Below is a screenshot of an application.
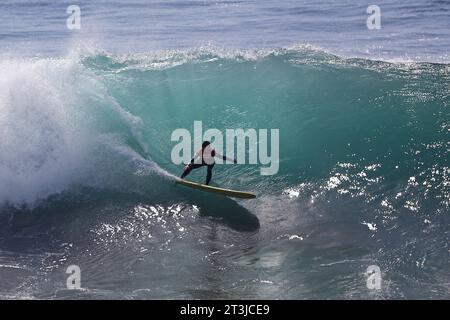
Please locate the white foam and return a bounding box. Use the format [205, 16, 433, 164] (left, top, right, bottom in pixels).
[0, 57, 91, 206]
[0, 55, 173, 208]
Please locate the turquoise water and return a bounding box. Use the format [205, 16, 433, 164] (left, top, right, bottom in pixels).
[0, 1, 449, 299]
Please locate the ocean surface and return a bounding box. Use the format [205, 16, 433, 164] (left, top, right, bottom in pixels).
[0, 0, 449, 299]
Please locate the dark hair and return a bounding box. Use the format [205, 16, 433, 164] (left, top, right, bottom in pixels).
[202, 141, 211, 149]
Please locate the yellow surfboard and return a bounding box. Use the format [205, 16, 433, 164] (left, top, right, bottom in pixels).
[176, 179, 256, 199]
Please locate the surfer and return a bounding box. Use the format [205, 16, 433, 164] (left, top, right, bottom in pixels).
[180, 141, 237, 185]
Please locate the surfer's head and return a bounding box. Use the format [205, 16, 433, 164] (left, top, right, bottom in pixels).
[202, 141, 211, 149]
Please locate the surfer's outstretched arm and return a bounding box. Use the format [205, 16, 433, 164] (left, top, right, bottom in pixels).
[215, 152, 237, 164]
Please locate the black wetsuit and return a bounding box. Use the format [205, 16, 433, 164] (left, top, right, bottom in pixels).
[180, 148, 226, 185]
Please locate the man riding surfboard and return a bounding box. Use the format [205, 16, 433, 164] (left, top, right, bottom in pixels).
[180, 141, 237, 185]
